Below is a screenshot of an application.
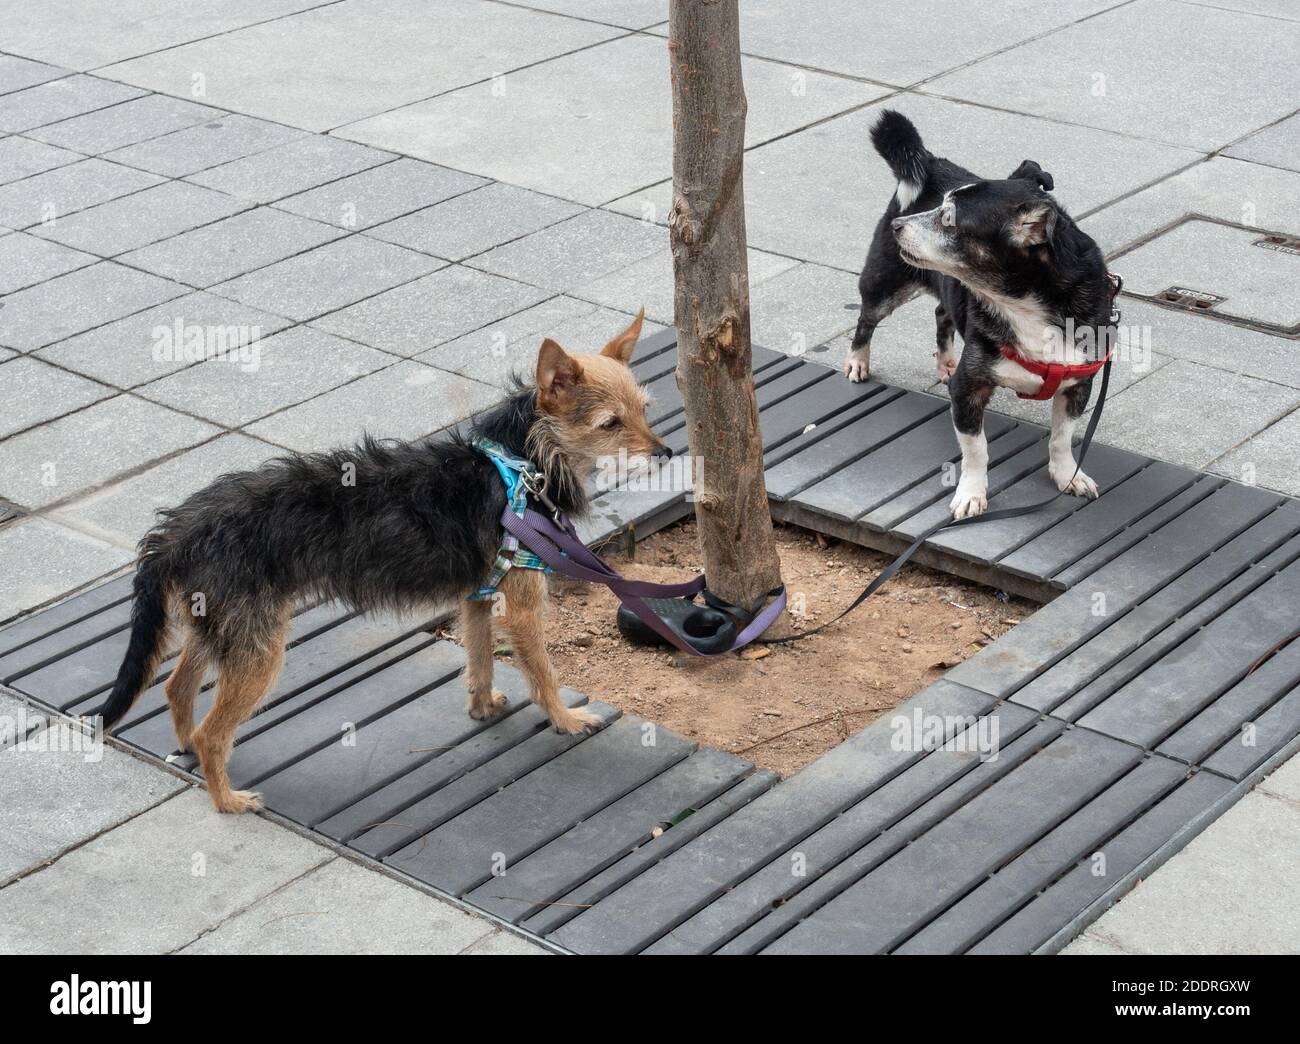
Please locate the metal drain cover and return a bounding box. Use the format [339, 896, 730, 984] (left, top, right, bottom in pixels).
[1119, 218, 1298, 332]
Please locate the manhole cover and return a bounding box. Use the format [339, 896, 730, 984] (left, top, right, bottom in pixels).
[1117, 218, 1298, 334]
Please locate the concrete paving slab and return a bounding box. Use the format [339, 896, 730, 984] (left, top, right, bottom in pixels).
[1083, 157, 1300, 256]
[0, 0, 335, 70]
[274, 157, 486, 230]
[1226, 112, 1300, 173]
[0, 157, 163, 231]
[0, 394, 220, 508]
[1061, 933, 1131, 955]
[468, 208, 664, 292]
[419, 296, 664, 389]
[50, 433, 277, 549]
[1209, 408, 1300, 495]
[0, 788, 333, 954]
[210, 234, 441, 322]
[312, 263, 550, 356]
[608, 93, 1196, 271]
[106, 0, 621, 131]
[29, 178, 251, 256]
[244, 360, 499, 451]
[462, 928, 549, 954]
[187, 136, 396, 204]
[572, 246, 799, 326]
[0, 55, 68, 96]
[0, 691, 45, 751]
[338, 33, 884, 205]
[119, 206, 346, 288]
[1062, 790, 1300, 955]
[733, 0, 1120, 85]
[0, 719, 183, 885]
[26, 93, 222, 155]
[1101, 360, 1300, 470]
[0, 517, 131, 621]
[366, 182, 585, 262]
[0, 230, 97, 293]
[0, 74, 144, 134]
[179, 857, 496, 954]
[926, 0, 1300, 152]
[36, 291, 292, 388]
[0, 355, 113, 437]
[1118, 220, 1299, 329]
[511, 0, 665, 28]
[104, 113, 306, 178]
[1113, 298, 1300, 391]
[0, 134, 80, 185]
[1259, 752, 1300, 805]
[137, 325, 393, 427]
[1179, 0, 1297, 19]
[0, 261, 186, 352]
[749, 262, 858, 355]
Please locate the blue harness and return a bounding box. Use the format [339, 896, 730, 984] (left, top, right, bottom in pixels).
[467, 438, 552, 600]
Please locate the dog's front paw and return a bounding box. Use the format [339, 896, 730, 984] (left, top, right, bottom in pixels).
[1052, 465, 1098, 499]
[212, 788, 263, 815]
[843, 349, 871, 383]
[935, 351, 958, 383]
[950, 486, 988, 519]
[551, 706, 602, 735]
[467, 688, 508, 720]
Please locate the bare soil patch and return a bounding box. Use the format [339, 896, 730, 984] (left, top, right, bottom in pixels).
[454, 520, 1032, 779]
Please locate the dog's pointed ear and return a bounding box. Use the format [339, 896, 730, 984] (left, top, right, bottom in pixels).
[536, 338, 582, 411]
[1008, 202, 1057, 246]
[1008, 159, 1054, 192]
[600, 307, 644, 365]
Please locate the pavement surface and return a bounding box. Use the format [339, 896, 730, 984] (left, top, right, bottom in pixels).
[0, 0, 1296, 954]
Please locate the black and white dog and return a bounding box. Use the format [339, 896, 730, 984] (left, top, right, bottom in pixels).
[844, 110, 1115, 519]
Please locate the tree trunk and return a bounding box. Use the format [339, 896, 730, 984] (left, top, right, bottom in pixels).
[668, 0, 785, 622]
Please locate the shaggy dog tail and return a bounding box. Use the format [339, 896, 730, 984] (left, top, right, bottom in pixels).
[870, 109, 929, 205]
[98, 546, 171, 731]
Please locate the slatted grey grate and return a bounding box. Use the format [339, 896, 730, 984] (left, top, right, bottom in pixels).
[3, 329, 1297, 954]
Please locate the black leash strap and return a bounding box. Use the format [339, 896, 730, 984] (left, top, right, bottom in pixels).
[753, 354, 1113, 645]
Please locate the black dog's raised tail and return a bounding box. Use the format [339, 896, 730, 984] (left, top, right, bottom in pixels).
[870, 109, 929, 197]
[97, 553, 170, 731]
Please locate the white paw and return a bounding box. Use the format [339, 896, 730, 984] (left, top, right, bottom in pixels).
[843, 351, 870, 382]
[935, 351, 958, 383]
[1053, 466, 1098, 498]
[950, 487, 988, 519]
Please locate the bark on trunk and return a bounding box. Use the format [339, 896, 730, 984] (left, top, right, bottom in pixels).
[668, 0, 785, 621]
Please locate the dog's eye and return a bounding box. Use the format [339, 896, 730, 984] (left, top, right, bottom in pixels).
[941, 207, 956, 228]
[600, 416, 621, 430]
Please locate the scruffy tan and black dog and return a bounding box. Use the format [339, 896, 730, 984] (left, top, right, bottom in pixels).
[97, 311, 666, 813]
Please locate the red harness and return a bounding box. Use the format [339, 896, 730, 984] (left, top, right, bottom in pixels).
[998, 345, 1111, 400]
[998, 273, 1122, 401]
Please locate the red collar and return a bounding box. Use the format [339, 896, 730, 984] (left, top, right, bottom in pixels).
[1000, 272, 1122, 400]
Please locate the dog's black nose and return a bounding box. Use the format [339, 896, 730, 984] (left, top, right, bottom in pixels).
[652, 444, 673, 460]
[891, 217, 906, 233]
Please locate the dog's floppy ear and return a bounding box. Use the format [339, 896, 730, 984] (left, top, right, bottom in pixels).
[1008, 202, 1058, 246]
[600, 307, 644, 365]
[536, 338, 582, 411]
[1008, 159, 1054, 192]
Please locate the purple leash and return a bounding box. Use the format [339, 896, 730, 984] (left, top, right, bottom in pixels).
[499, 505, 786, 657]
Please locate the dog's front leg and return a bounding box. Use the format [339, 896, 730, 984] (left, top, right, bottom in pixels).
[1048, 382, 1098, 498]
[949, 371, 992, 519]
[498, 569, 600, 734]
[461, 597, 507, 720]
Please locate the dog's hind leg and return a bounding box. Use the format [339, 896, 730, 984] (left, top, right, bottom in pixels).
[934, 304, 958, 382]
[460, 596, 507, 720]
[498, 569, 599, 735]
[191, 614, 288, 813]
[845, 245, 922, 383]
[164, 635, 208, 753]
